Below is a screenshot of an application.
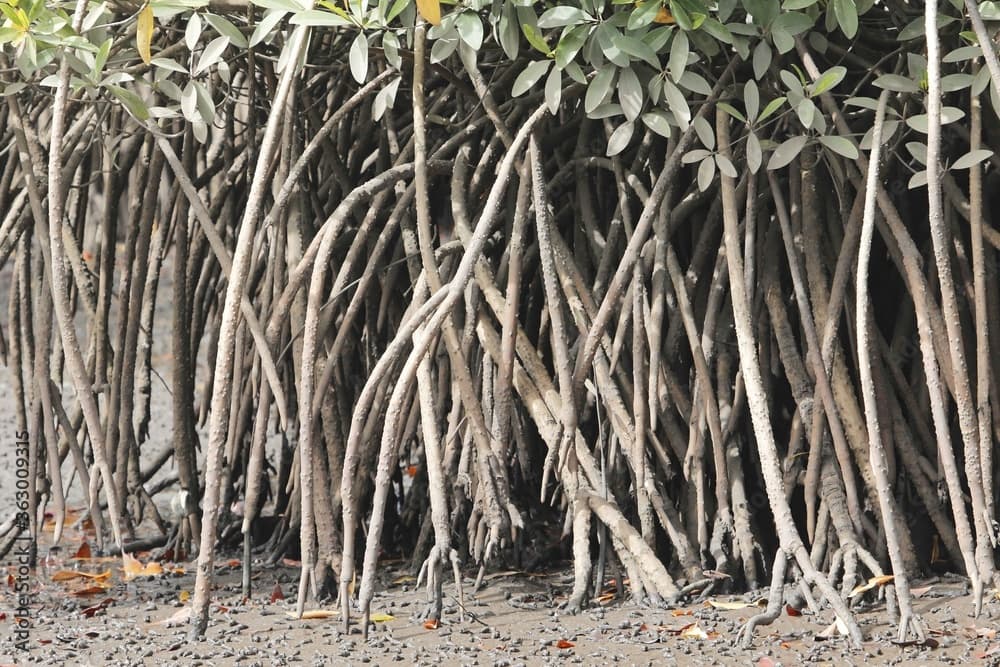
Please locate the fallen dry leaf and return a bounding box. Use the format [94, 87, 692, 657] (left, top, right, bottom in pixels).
[288, 609, 338, 620]
[179, 591, 190, 603]
[816, 617, 850, 640]
[423, 619, 439, 630]
[123, 554, 165, 580]
[785, 604, 802, 616]
[72, 542, 92, 560]
[757, 658, 778, 667]
[706, 599, 763, 610]
[80, 598, 115, 618]
[147, 606, 192, 628]
[270, 583, 285, 603]
[670, 609, 693, 617]
[848, 574, 894, 598]
[680, 624, 709, 640]
[51, 569, 111, 583]
[910, 585, 933, 598]
[71, 585, 111, 597]
[554, 639, 575, 649]
[392, 574, 416, 584]
[369, 612, 395, 622]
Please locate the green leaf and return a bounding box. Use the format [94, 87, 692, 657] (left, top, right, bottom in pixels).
[628, 0, 662, 30]
[940, 73, 974, 93]
[697, 156, 715, 190]
[832, 0, 857, 38]
[204, 13, 248, 48]
[951, 149, 994, 170]
[642, 110, 674, 137]
[744, 80, 759, 121]
[752, 40, 771, 80]
[619, 66, 643, 121]
[668, 30, 688, 83]
[771, 11, 813, 36]
[382, 31, 400, 68]
[682, 148, 712, 164]
[906, 141, 927, 165]
[715, 154, 738, 178]
[771, 27, 793, 53]
[767, 135, 807, 170]
[796, 97, 816, 128]
[693, 115, 714, 149]
[513, 59, 551, 97]
[250, 10, 287, 47]
[186, 12, 203, 51]
[554, 25, 588, 69]
[498, 1, 519, 59]
[107, 84, 149, 120]
[586, 64, 616, 113]
[810, 65, 846, 96]
[349, 32, 368, 83]
[372, 76, 401, 121]
[717, 102, 746, 123]
[194, 35, 229, 75]
[251, 0, 308, 12]
[741, 0, 779, 25]
[908, 170, 928, 189]
[607, 120, 635, 156]
[678, 71, 712, 95]
[614, 33, 660, 69]
[873, 74, 918, 93]
[290, 9, 351, 26]
[545, 65, 562, 114]
[521, 23, 552, 55]
[538, 6, 590, 28]
[661, 77, 690, 128]
[817, 135, 858, 160]
[456, 12, 483, 49]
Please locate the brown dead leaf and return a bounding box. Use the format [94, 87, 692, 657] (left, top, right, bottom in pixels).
[289, 609, 339, 620]
[974, 644, 1000, 659]
[281, 558, 301, 568]
[706, 599, 762, 610]
[71, 585, 111, 597]
[72, 542, 92, 560]
[81, 598, 115, 617]
[554, 639, 575, 649]
[122, 554, 165, 580]
[670, 609, 693, 617]
[910, 585, 933, 598]
[424, 619, 439, 630]
[270, 583, 285, 603]
[51, 569, 111, 583]
[680, 624, 709, 640]
[848, 574, 894, 598]
[392, 574, 416, 584]
[594, 592, 616, 604]
[785, 604, 802, 616]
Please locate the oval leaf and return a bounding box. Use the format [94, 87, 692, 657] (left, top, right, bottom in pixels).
[767, 135, 808, 170]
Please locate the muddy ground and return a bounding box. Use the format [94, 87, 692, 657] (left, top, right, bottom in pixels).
[2, 539, 1000, 667]
[3, 265, 1000, 667]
